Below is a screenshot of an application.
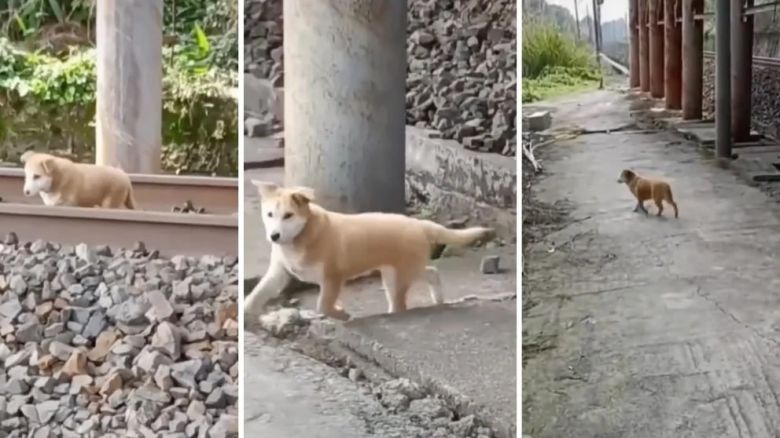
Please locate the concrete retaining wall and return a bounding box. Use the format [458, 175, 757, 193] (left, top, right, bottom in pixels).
[405, 127, 517, 235]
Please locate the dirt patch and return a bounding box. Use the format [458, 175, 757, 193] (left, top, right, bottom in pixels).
[521, 133, 575, 366]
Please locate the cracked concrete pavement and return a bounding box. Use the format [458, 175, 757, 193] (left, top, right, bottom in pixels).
[244, 331, 428, 438]
[523, 89, 780, 437]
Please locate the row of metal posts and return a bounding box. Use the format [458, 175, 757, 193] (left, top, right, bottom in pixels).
[628, 0, 755, 158]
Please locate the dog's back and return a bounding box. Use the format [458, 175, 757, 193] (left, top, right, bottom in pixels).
[72, 162, 134, 208]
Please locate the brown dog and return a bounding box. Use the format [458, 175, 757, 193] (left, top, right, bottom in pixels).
[21, 151, 136, 209]
[244, 181, 496, 320]
[617, 169, 678, 218]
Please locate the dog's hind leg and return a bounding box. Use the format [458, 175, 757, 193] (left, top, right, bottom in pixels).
[101, 191, 124, 209]
[654, 196, 664, 217]
[244, 256, 291, 315]
[316, 277, 350, 320]
[665, 190, 679, 218]
[425, 266, 444, 305]
[380, 267, 412, 313]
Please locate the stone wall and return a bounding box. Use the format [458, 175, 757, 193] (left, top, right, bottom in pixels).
[702, 57, 780, 141]
[243, 0, 517, 157]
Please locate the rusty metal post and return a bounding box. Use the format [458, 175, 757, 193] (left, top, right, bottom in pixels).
[716, 0, 732, 158]
[665, 0, 682, 108]
[649, 0, 665, 97]
[682, 0, 704, 119]
[639, 0, 650, 90]
[630, 0, 640, 87]
[731, 0, 753, 141]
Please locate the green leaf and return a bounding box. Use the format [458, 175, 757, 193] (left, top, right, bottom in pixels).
[193, 24, 210, 58]
[13, 13, 28, 34]
[48, 0, 65, 23]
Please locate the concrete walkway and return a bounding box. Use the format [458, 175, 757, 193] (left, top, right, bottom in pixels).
[244, 331, 424, 437]
[523, 89, 780, 437]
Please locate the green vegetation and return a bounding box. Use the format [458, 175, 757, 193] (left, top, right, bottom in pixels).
[522, 23, 600, 103]
[0, 0, 237, 176]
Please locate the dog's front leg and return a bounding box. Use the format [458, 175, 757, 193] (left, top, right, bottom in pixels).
[244, 256, 291, 315]
[316, 277, 350, 321]
[635, 201, 648, 215]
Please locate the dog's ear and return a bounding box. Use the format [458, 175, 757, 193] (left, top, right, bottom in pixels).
[41, 157, 57, 175]
[289, 186, 315, 206]
[20, 150, 35, 164]
[251, 180, 278, 198]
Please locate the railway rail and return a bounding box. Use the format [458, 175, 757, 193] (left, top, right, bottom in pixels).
[601, 51, 780, 73]
[703, 50, 780, 67]
[0, 168, 238, 213]
[0, 169, 238, 256]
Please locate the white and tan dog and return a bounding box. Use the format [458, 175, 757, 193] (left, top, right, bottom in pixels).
[21, 151, 136, 209]
[244, 181, 495, 320]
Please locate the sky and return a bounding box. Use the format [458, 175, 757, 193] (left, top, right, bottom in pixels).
[545, 0, 629, 23]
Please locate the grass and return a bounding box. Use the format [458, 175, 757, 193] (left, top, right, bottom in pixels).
[522, 23, 600, 103]
[522, 66, 601, 103]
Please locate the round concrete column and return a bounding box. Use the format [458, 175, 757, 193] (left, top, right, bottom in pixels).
[96, 0, 163, 174]
[284, 0, 407, 213]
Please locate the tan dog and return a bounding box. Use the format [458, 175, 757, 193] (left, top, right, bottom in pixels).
[617, 169, 678, 218]
[244, 181, 495, 320]
[21, 151, 136, 209]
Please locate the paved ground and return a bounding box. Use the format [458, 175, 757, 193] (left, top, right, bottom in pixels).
[340, 301, 517, 436]
[523, 89, 780, 437]
[244, 331, 426, 437]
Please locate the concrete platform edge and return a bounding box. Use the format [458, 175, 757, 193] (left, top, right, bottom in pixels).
[318, 302, 517, 438]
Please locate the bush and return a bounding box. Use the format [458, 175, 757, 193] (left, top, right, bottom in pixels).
[522, 66, 600, 103]
[0, 39, 237, 176]
[522, 23, 600, 103]
[522, 23, 594, 78]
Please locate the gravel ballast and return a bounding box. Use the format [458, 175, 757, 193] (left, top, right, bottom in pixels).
[0, 233, 238, 438]
[244, 0, 517, 156]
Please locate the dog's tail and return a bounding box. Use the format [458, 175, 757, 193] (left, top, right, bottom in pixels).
[124, 189, 137, 210]
[420, 220, 495, 247]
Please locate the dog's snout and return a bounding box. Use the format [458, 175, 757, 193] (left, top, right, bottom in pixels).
[23, 189, 31, 196]
[270, 232, 281, 242]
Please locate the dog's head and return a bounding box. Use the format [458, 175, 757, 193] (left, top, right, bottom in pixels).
[21, 151, 56, 197]
[252, 180, 315, 245]
[617, 169, 636, 184]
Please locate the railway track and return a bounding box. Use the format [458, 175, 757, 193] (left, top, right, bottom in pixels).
[0, 169, 238, 256]
[0, 168, 237, 213]
[700, 51, 780, 67]
[601, 51, 780, 71]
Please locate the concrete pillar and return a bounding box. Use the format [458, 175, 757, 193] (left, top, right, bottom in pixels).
[96, 0, 163, 174]
[731, 0, 753, 142]
[639, 0, 650, 91]
[630, 0, 640, 87]
[284, 0, 406, 213]
[682, 0, 704, 119]
[664, 0, 682, 109]
[649, 0, 665, 97]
